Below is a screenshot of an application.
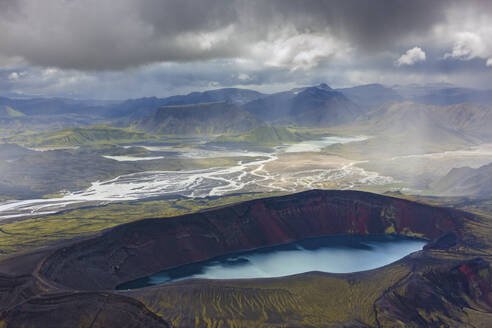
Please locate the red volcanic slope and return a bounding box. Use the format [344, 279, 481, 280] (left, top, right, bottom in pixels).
[38, 190, 466, 290]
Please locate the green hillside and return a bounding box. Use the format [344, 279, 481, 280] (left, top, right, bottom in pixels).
[214, 126, 315, 145]
[7, 126, 157, 147]
[0, 106, 25, 118]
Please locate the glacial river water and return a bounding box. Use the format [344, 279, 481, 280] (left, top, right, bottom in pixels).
[117, 235, 427, 289]
[0, 136, 396, 220]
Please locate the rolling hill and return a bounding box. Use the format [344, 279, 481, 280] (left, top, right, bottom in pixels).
[6, 126, 155, 147]
[214, 126, 314, 145]
[138, 102, 262, 135]
[431, 162, 492, 196]
[0, 106, 25, 118]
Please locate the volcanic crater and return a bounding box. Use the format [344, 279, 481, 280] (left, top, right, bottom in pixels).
[1, 190, 491, 327]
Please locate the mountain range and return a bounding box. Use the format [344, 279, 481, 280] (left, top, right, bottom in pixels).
[243, 83, 362, 126]
[2, 83, 492, 142]
[137, 102, 261, 135]
[106, 88, 264, 119]
[360, 102, 492, 142]
[431, 162, 492, 196]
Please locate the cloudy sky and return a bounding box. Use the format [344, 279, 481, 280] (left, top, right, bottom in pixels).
[1, 0, 492, 99]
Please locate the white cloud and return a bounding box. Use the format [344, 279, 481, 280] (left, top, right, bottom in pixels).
[444, 32, 486, 60]
[251, 30, 352, 71]
[8, 72, 19, 80]
[437, 7, 492, 67]
[487, 58, 492, 67]
[177, 25, 236, 51]
[237, 73, 251, 81]
[395, 47, 426, 66]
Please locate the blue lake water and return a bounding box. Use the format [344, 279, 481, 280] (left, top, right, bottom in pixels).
[117, 235, 426, 289]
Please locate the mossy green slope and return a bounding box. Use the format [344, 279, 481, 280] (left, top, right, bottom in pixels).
[215, 126, 315, 145]
[6, 126, 157, 147]
[0, 106, 25, 118]
[134, 264, 411, 328]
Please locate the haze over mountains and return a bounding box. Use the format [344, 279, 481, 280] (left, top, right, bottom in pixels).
[243, 83, 362, 126]
[107, 88, 265, 120]
[361, 102, 492, 143]
[2, 82, 492, 136]
[432, 162, 492, 197]
[137, 102, 261, 135]
[0, 81, 490, 202]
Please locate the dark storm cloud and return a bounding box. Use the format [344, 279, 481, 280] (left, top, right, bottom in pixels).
[253, 0, 448, 49]
[1, 0, 492, 99]
[0, 0, 241, 70]
[0, 0, 19, 13]
[2, 0, 489, 71]
[137, 0, 238, 34]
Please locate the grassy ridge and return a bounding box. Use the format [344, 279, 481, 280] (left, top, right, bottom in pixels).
[214, 126, 316, 145]
[1, 106, 25, 118]
[5, 126, 158, 147]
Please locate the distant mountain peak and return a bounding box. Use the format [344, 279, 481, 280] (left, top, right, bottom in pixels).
[290, 83, 332, 95]
[244, 83, 360, 127]
[316, 83, 332, 90]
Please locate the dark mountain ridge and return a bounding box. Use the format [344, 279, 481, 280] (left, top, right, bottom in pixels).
[244, 83, 362, 126]
[106, 88, 265, 119]
[137, 101, 262, 135]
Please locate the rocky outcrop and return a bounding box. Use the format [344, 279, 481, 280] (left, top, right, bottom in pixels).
[38, 190, 465, 290]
